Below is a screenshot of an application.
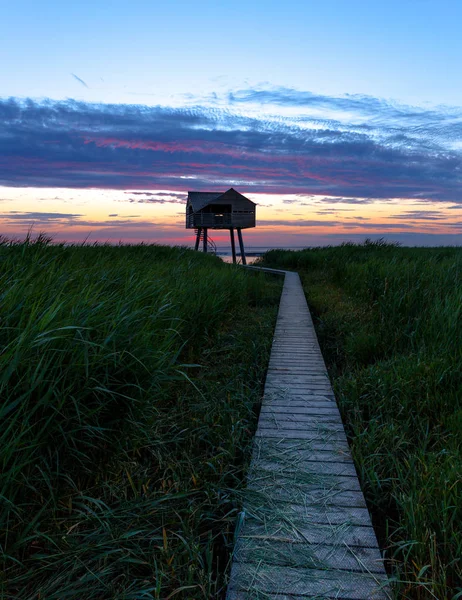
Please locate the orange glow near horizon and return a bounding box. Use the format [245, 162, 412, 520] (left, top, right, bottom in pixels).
[0, 186, 461, 247]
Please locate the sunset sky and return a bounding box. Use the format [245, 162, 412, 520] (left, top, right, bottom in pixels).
[1, 0, 462, 247]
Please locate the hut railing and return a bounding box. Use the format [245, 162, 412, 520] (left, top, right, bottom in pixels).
[189, 213, 233, 227]
[187, 213, 255, 228]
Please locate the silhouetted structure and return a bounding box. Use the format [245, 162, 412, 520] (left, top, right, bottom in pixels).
[186, 188, 256, 264]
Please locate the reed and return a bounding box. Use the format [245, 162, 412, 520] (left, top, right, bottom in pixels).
[0, 237, 281, 599]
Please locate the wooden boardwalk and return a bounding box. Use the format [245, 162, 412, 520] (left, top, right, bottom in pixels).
[227, 268, 390, 600]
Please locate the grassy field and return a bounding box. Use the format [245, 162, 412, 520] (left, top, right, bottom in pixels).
[261, 241, 462, 600]
[0, 237, 282, 599]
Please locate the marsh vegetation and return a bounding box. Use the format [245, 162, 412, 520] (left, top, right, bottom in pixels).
[0, 238, 281, 599]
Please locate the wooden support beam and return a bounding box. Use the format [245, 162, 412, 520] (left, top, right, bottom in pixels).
[194, 227, 201, 251]
[230, 228, 237, 264]
[237, 228, 247, 265]
[203, 228, 208, 253]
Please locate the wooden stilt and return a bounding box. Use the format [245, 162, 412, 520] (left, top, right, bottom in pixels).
[203, 228, 208, 253]
[230, 228, 236, 264]
[194, 227, 201, 251]
[237, 228, 247, 265]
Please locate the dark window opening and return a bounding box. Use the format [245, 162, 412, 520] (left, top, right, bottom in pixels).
[203, 204, 232, 213]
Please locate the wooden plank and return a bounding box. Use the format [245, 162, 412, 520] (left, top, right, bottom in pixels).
[260, 406, 341, 416]
[228, 563, 390, 599]
[265, 380, 332, 388]
[264, 386, 335, 402]
[266, 365, 328, 371]
[272, 338, 319, 340]
[268, 358, 325, 363]
[257, 420, 345, 433]
[265, 378, 331, 384]
[251, 438, 353, 459]
[254, 430, 348, 443]
[232, 538, 387, 573]
[259, 412, 341, 423]
[265, 386, 334, 393]
[264, 391, 334, 398]
[259, 410, 342, 422]
[265, 379, 332, 386]
[287, 450, 352, 463]
[267, 363, 327, 369]
[261, 408, 339, 416]
[266, 361, 326, 367]
[268, 351, 324, 356]
[240, 519, 381, 548]
[246, 485, 367, 508]
[251, 443, 353, 467]
[263, 398, 337, 406]
[266, 374, 330, 381]
[268, 359, 325, 364]
[242, 502, 375, 527]
[262, 401, 337, 408]
[266, 372, 330, 378]
[251, 440, 353, 461]
[248, 472, 362, 493]
[270, 343, 321, 347]
[251, 459, 357, 477]
[264, 388, 335, 396]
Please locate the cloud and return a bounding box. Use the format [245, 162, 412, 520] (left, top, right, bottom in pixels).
[257, 218, 417, 229]
[0, 92, 461, 202]
[317, 197, 379, 205]
[0, 210, 169, 229]
[108, 213, 141, 217]
[258, 219, 338, 227]
[71, 74, 89, 88]
[227, 85, 462, 136]
[388, 210, 449, 220]
[125, 191, 185, 199]
[129, 198, 185, 204]
[122, 191, 187, 204]
[0, 211, 83, 221]
[316, 208, 355, 214]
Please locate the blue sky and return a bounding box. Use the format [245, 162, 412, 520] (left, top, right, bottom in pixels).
[1, 0, 461, 246]
[3, 0, 462, 105]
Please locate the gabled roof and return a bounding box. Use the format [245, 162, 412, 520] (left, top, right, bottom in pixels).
[187, 188, 256, 212]
[187, 191, 223, 212]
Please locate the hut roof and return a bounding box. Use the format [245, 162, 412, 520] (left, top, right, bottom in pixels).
[187, 192, 223, 212]
[187, 188, 256, 212]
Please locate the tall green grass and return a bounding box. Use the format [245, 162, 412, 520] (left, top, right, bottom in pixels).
[0, 237, 281, 599]
[262, 241, 462, 600]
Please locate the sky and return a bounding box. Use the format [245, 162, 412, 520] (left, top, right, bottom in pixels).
[1, 0, 462, 247]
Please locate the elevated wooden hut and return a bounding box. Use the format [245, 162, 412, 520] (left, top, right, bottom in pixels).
[186, 188, 256, 264]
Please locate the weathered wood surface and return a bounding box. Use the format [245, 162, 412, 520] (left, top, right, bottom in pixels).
[227, 268, 390, 599]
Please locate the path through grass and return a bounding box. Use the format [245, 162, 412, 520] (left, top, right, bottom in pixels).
[262, 241, 461, 600]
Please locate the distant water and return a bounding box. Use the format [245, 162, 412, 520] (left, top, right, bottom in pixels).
[216, 246, 308, 264]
